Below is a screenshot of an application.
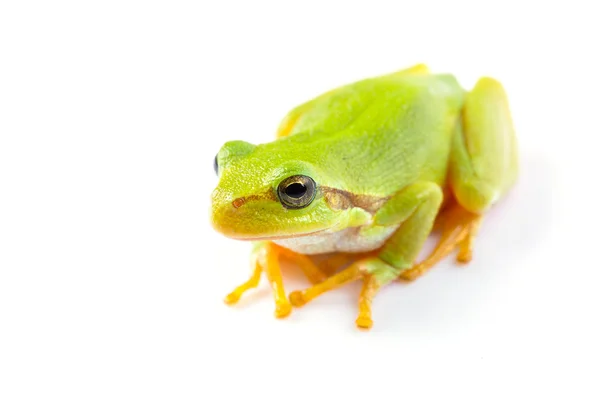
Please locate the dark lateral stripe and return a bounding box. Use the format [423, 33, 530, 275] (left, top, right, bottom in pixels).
[232, 188, 277, 209]
[231, 185, 387, 214]
[320, 186, 388, 214]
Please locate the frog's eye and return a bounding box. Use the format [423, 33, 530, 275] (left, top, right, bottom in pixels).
[213, 154, 219, 175]
[277, 175, 316, 209]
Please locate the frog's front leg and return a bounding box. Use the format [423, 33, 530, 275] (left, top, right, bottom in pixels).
[224, 241, 292, 318]
[400, 77, 518, 281]
[289, 182, 443, 329]
[224, 241, 328, 318]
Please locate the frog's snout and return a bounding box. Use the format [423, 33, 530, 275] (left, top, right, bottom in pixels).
[210, 188, 234, 234]
[210, 185, 284, 240]
[209, 188, 253, 238]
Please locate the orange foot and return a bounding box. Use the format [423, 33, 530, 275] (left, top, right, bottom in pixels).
[223, 242, 327, 318]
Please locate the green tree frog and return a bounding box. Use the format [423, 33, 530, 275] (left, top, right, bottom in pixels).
[210, 64, 518, 329]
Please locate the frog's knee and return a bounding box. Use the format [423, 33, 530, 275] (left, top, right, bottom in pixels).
[452, 179, 500, 214]
[472, 76, 507, 97]
[391, 63, 430, 76]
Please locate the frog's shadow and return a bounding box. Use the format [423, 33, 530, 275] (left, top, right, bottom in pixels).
[276, 150, 556, 333]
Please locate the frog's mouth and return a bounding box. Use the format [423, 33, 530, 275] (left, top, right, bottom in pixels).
[232, 226, 334, 242]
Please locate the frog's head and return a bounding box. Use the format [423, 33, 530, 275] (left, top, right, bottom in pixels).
[210, 139, 351, 241]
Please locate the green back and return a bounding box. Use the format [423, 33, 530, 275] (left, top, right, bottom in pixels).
[258, 73, 466, 197]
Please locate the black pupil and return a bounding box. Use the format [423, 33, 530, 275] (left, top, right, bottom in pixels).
[285, 182, 307, 198]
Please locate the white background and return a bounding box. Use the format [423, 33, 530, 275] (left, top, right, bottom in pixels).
[1, 1, 599, 399]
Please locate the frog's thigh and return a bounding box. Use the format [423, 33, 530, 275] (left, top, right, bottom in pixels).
[372, 182, 443, 277]
[449, 77, 519, 213]
[275, 104, 310, 138]
[389, 63, 430, 76]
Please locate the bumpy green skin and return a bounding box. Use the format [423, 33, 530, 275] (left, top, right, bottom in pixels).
[210, 66, 518, 284]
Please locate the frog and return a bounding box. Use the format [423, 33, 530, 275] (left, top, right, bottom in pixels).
[210, 64, 518, 329]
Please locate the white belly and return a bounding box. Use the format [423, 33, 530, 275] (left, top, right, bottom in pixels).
[272, 225, 398, 255]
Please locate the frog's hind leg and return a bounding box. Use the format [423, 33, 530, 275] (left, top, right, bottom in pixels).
[399, 203, 482, 281]
[389, 63, 430, 76]
[400, 76, 518, 282]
